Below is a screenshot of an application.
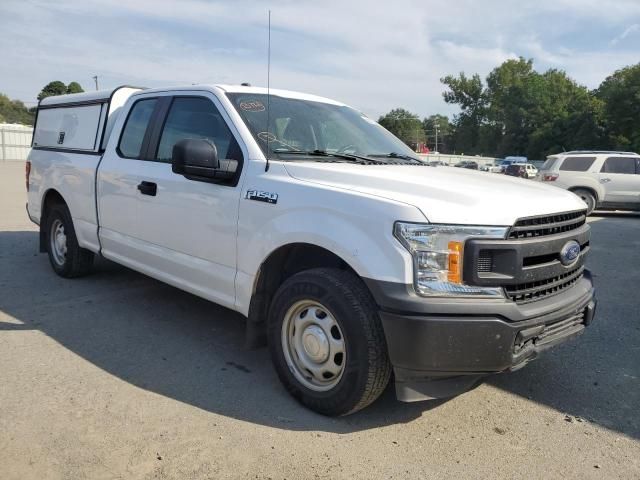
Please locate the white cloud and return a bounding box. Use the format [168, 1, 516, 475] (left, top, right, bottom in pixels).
[609, 23, 640, 45]
[0, 0, 639, 117]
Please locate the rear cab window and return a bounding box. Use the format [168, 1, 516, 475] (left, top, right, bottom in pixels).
[559, 156, 596, 172]
[601, 157, 638, 174]
[33, 103, 106, 152]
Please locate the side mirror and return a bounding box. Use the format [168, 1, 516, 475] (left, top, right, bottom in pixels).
[171, 138, 239, 183]
[171, 138, 220, 176]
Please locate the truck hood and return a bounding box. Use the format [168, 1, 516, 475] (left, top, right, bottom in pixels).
[283, 162, 586, 225]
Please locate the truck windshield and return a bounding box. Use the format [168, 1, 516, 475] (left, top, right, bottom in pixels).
[226, 93, 420, 164]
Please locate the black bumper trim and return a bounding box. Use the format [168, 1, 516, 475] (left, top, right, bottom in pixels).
[367, 270, 595, 385]
[379, 290, 595, 377]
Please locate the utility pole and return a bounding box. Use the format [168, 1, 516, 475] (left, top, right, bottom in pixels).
[434, 122, 440, 153]
[93, 75, 99, 91]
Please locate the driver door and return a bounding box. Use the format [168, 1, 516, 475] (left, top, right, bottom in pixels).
[130, 92, 246, 309]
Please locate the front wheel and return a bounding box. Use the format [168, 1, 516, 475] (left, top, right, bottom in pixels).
[268, 268, 391, 416]
[572, 189, 596, 215]
[45, 203, 94, 278]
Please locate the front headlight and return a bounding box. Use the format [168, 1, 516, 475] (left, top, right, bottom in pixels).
[394, 222, 508, 297]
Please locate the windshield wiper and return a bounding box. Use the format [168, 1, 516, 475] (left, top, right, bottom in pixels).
[274, 149, 387, 164]
[368, 152, 423, 164]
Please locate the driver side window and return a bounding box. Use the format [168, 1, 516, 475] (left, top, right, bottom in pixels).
[155, 97, 243, 163]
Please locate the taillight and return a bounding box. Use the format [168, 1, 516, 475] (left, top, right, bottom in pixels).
[25, 161, 31, 191]
[542, 172, 558, 182]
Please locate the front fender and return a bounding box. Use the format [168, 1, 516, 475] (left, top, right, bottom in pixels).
[235, 165, 426, 314]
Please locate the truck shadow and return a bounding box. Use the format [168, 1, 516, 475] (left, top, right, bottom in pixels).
[0, 230, 438, 433]
[0, 228, 638, 438]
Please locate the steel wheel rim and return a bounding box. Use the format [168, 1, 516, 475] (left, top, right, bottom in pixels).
[50, 219, 67, 266]
[281, 300, 346, 391]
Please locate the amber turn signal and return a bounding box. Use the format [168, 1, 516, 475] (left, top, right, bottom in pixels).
[447, 241, 463, 283]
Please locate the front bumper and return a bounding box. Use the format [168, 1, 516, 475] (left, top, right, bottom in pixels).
[365, 271, 596, 401]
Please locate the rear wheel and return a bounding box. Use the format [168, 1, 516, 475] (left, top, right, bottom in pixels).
[572, 189, 596, 215]
[45, 203, 94, 278]
[268, 268, 391, 416]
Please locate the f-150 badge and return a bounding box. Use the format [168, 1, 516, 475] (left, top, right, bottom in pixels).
[246, 189, 278, 204]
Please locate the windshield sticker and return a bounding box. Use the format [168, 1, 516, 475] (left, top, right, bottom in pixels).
[240, 100, 266, 112]
[257, 131, 277, 142]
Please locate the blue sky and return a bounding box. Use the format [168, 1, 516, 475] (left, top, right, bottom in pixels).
[1, 0, 639, 119]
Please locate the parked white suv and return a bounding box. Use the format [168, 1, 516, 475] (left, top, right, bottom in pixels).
[538, 150, 640, 214]
[26, 85, 596, 415]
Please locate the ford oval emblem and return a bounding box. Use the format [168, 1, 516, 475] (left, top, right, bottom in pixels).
[560, 240, 581, 266]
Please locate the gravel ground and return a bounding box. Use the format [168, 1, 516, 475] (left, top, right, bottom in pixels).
[0, 162, 638, 479]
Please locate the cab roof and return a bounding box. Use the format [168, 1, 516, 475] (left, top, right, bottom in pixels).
[130, 84, 347, 107]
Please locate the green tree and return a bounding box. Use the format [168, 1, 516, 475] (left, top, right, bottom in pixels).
[441, 72, 486, 154]
[525, 69, 607, 157]
[37, 81, 68, 101]
[441, 57, 608, 158]
[66, 82, 84, 94]
[0, 93, 35, 125]
[596, 63, 640, 152]
[484, 58, 538, 156]
[378, 108, 425, 149]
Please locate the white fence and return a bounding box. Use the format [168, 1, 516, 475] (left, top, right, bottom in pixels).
[417, 153, 498, 167]
[0, 124, 33, 161]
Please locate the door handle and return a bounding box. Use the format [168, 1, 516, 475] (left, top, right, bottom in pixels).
[600, 178, 611, 183]
[137, 181, 157, 196]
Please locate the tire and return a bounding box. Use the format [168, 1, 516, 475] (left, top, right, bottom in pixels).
[572, 189, 596, 215]
[45, 203, 94, 278]
[268, 268, 391, 416]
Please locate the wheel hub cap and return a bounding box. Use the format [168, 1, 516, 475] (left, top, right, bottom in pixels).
[281, 300, 346, 392]
[302, 325, 329, 362]
[50, 219, 67, 265]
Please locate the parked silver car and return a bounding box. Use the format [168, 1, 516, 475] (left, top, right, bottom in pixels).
[537, 150, 640, 214]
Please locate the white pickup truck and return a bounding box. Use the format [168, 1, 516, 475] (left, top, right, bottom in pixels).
[26, 85, 596, 415]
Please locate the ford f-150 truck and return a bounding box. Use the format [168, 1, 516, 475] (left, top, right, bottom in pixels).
[26, 85, 596, 416]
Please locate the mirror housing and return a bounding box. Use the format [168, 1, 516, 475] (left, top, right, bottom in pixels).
[172, 138, 219, 175]
[171, 138, 238, 183]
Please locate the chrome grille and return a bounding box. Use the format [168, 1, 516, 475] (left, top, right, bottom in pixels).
[505, 266, 585, 304]
[508, 210, 586, 239]
[466, 212, 590, 305]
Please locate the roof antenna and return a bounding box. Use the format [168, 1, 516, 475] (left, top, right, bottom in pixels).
[265, 9, 272, 172]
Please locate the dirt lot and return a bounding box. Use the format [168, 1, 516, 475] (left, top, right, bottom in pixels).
[1, 162, 639, 479]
